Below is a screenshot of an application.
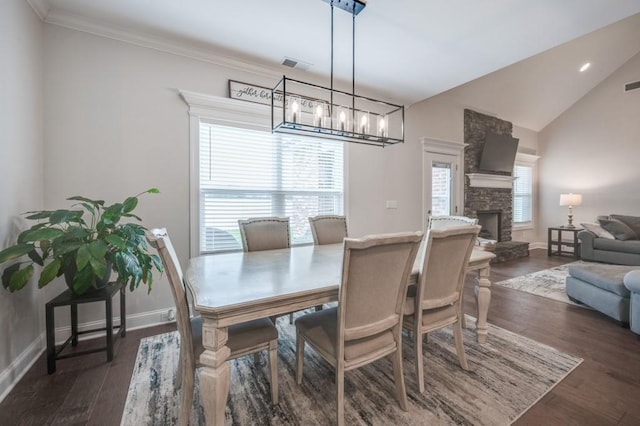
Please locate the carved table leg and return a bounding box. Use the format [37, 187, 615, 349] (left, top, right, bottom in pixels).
[199, 318, 231, 426]
[474, 264, 492, 344]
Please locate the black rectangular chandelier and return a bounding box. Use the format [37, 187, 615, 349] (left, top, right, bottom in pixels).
[271, 0, 404, 147]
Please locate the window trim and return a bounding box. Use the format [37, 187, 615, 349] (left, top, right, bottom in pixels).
[512, 152, 540, 231]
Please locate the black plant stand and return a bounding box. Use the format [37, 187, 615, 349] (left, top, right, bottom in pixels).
[45, 282, 126, 374]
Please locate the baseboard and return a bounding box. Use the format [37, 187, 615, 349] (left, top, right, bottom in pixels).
[0, 333, 45, 403]
[54, 307, 175, 344]
[0, 308, 175, 404]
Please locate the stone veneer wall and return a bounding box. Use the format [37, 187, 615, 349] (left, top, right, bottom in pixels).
[463, 109, 514, 242]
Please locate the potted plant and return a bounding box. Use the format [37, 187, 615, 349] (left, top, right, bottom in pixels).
[0, 189, 163, 295]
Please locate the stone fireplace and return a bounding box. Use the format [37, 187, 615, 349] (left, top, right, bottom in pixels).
[463, 109, 529, 263]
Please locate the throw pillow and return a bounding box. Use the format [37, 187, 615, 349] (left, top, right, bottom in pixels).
[580, 222, 615, 239]
[598, 218, 638, 241]
[610, 214, 640, 237]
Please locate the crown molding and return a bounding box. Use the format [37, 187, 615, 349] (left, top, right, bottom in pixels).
[44, 10, 283, 81]
[27, 0, 50, 20]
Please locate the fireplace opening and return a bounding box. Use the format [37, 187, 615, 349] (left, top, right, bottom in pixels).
[477, 210, 502, 242]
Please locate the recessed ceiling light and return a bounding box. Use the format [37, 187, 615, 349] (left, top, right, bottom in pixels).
[579, 62, 591, 72]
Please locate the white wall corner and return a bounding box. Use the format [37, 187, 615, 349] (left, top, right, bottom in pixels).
[0, 334, 45, 404]
[26, 0, 50, 20]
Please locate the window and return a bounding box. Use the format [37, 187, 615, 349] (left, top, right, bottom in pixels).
[198, 123, 344, 253]
[513, 164, 533, 225]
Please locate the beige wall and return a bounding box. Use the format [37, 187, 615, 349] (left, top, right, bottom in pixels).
[407, 92, 540, 242]
[538, 52, 640, 239]
[42, 25, 425, 327]
[0, 0, 44, 397]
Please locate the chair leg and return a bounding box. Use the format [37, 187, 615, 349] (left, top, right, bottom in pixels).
[268, 340, 279, 404]
[391, 345, 408, 411]
[453, 319, 469, 370]
[315, 304, 323, 311]
[415, 325, 425, 393]
[289, 313, 294, 324]
[336, 368, 345, 426]
[296, 331, 305, 384]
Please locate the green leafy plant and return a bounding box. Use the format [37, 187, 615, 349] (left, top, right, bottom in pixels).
[0, 189, 163, 295]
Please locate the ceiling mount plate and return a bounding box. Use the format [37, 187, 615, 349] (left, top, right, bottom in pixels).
[322, 0, 366, 15]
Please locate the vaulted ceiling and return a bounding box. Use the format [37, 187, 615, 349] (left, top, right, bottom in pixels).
[33, 0, 640, 130]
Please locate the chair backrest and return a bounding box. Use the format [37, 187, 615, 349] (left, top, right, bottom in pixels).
[337, 232, 423, 346]
[238, 217, 290, 252]
[308, 215, 348, 245]
[428, 215, 478, 230]
[417, 225, 480, 312]
[145, 228, 195, 373]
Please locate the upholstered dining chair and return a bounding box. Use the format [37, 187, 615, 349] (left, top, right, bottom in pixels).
[428, 215, 478, 230]
[146, 228, 279, 426]
[238, 216, 290, 252]
[238, 216, 300, 323]
[308, 215, 348, 245]
[295, 232, 423, 426]
[403, 225, 480, 393]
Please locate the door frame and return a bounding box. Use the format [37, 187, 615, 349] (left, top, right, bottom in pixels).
[421, 137, 467, 231]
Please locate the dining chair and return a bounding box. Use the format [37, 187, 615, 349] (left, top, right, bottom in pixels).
[238, 216, 290, 252]
[403, 225, 480, 393]
[427, 215, 479, 329]
[308, 215, 348, 245]
[295, 231, 423, 426]
[428, 215, 478, 229]
[146, 228, 279, 426]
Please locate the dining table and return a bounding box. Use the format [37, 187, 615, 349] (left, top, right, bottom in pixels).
[185, 242, 496, 426]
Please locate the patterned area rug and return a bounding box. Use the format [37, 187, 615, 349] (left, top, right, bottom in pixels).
[121, 315, 582, 426]
[494, 261, 588, 306]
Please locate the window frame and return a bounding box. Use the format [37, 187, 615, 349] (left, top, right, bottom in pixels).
[512, 152, 539, 231]
[181, 90, 347, 256]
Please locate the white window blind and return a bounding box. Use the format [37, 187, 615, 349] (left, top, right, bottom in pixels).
[199, 123, 344, 253]
[513, 164, 532, 224]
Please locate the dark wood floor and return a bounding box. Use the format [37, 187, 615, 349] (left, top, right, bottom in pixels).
[1, 249, 639, 425]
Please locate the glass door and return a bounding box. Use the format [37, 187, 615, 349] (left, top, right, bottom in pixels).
[424, 153, 460, 225]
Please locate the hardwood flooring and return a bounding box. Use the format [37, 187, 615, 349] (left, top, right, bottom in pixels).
[1, 249, 639, 425]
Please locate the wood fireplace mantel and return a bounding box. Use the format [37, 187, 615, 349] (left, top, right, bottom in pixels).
[466, 173, 517, 189]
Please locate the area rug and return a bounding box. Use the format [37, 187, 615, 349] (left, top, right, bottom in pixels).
[494, 261, 590, 306]
[121, 315, 581, 426]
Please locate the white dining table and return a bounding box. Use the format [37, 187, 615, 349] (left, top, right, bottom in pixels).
[185, 242, 495, 426]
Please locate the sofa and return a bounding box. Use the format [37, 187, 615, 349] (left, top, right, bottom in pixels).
[578, 214, 640, 266]
[624, 270, 640, 334]
[566, 263, 635, 325]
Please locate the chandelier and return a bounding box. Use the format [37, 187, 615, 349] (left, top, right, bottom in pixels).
[271, 0, 404, 147]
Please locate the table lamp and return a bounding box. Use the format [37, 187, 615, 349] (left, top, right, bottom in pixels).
[559, 193, 582, 228]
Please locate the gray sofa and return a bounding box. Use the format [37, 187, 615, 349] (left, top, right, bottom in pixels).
[566, 263, 635, 325]
[624, 270, 640, 334]
[578, 214, 640, 265]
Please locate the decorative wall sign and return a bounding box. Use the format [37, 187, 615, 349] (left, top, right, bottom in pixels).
[228, 80, 319, 114]
[229, 80, 279, 106]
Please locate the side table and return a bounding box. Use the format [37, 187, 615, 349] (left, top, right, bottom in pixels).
[45, 282, 126, 374]
[548, 226, 583, 259]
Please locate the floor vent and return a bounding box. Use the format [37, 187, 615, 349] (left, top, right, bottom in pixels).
[624, 80, 640, 92]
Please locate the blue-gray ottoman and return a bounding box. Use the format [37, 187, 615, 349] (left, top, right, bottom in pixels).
[566, 263, 637, 325]
[624, 270, 640, 334]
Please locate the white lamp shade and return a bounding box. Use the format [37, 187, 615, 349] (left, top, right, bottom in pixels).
[559, 193, 582, 207]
